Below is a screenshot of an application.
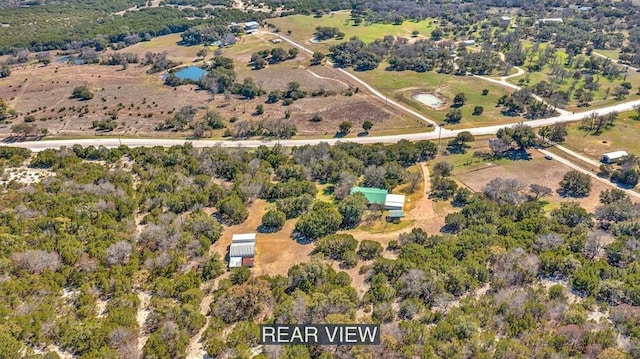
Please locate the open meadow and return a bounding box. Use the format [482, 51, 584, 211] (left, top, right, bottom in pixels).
[268, 11, 436, 52]
[354, 66, 517, 129]
[560, 110, 640, 160]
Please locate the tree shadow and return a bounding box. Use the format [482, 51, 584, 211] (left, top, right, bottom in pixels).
[257, 224, 280, 234]
[333, 131, 347, 138]
[504, 149, 532, 161]
[290, 231, 314, 245]
[555, 188, 588, 198]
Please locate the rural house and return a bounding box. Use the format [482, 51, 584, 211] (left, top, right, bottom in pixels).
[229, 233, 256, 268]
[351, 187, 407, 220]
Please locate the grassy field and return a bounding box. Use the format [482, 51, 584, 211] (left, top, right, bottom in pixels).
[268, 11, 435, 52]
[561, 110, 640, 159]
[353, 66, 518, 129]
[595, 50, 621, 61]
[121, 33, 202, 64]
[0, 29, 431, 139]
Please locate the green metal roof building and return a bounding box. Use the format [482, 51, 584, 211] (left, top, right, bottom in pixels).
[350, 187, 388, 205]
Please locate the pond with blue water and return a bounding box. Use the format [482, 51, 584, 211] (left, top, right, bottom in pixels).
[171, 66, 208, 81]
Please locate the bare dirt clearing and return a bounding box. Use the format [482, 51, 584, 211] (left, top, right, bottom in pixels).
[455, 150, 612, 212]
[210, 199, 314, 277]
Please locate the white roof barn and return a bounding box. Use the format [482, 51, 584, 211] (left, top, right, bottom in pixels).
[601, 151, 629, 163]
[229, 233, 256, 268]
[384, 194, 406, 210]
[232, 233, 256, 243]
[229, 242, 256, 257]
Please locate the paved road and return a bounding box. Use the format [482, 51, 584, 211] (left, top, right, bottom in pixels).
[5, 33, 640, 152]
[6, 98, 640, 151]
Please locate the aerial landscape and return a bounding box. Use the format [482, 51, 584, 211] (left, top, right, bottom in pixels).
[2, 0, 640, 358]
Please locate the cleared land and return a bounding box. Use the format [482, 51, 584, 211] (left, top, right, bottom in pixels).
[354, 67, 516, 129]
[0, 32, 428, 139]
[449, 138, 613, 212]
[209, 199, 314, 277]
[0, 62, 211, 137]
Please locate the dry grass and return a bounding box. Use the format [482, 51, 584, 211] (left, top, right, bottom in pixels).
[209, 199, 314, 277]
[561, 110, 640, 159]
[0, 62, 211, 137]
[0, 31, 428, 139]
[116, 33, 202, 64]
[454, 150, 611, 212]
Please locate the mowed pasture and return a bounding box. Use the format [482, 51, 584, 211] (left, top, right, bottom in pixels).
[354, 67, 516, 129]
[0, 32, 429, 139]
[116, 33, 203, 64]
[267, 11, 436, 52]
[561, 110, 640, 160]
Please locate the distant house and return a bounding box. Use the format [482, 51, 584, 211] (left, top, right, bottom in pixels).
[500, 16, 511, 27]
[384, 194, 406, 210]
[601, 151, 629, 164]
[539, 18, 563, 24]
[230, 22, 242, 32]
[245, 21, 260, 33]
[350, 187, 388, 206]
[229, 233, 256, 268]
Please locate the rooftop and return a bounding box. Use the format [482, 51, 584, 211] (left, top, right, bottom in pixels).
[351, 186, 388, 205]
[385, 194, 406, 209]
[603, 150, 629, 158]
[232, 233, 256, 243]
[229, 242, 256, 257]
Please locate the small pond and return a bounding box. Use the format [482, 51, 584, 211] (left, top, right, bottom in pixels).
[172, 66, 207, 81]
[412, 93, 444, 108]
[55, 56, 85, 65]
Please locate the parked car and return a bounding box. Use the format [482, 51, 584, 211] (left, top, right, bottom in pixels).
[544, 155, 553, 160]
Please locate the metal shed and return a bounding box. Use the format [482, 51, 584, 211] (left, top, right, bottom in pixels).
[384, 194, 406, 210]
[232, 233, 256, 243]
[601, 151, 629, 164]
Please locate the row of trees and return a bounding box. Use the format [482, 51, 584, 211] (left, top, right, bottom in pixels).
[250, 47, 298, 69]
